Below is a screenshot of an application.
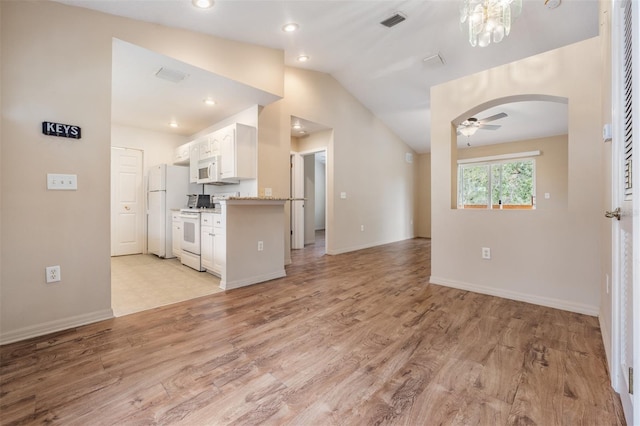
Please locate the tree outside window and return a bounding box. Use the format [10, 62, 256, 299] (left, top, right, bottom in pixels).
[459, 159, 535, 209]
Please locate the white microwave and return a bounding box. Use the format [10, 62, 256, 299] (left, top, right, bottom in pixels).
[197, 156, 220, 184]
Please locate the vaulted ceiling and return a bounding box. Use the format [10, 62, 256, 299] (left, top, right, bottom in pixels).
[56, 0, 599, 152]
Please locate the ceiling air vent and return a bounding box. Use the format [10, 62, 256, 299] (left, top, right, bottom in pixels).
[380, 12, 406, 28]
[155, 67, 189, 83]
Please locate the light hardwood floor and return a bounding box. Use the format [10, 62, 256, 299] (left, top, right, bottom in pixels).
[0, 237, 626, 425]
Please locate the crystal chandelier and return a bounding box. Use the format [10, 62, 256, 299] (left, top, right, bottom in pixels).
[460, 0, 523, 47]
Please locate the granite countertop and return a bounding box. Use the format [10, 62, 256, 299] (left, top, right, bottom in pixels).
[227, 197, 289, 201]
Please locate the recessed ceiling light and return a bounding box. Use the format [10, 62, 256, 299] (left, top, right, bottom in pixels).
[282, 23, 299, 32]
[297, 55, 309, 62]
[299, 130, 306, 134]
[169, 121, 179, 128]
[203, 98, 216, 106]
[192, 0, 214, 9]
[292, 123, 302, 130]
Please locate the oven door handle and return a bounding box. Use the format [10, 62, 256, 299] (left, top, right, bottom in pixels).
[180, 214, 198, 220]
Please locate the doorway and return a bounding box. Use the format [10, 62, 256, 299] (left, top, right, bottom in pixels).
[290, 116, 331, 259]
[291, 151, 327, 254]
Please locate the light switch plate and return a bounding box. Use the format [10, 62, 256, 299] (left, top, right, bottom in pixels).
[47, 174, 77, 190]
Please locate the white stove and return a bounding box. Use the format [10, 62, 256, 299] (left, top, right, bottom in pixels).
[179, 192, 238, 272]
[179, 209, 203, 271]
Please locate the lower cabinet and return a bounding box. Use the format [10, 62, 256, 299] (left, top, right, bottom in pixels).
[213, 226, 225, 273]
[201, 223, 214, 271]
[201, 212, 224, 276]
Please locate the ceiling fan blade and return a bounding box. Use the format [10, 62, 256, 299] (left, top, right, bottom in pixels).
[479, 112, 507, 123]
[478, 124, 501, 130]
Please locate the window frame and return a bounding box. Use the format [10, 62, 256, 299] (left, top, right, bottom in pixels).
[457, 155, 537, 210]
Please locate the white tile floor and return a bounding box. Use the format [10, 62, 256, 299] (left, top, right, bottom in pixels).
[111, 254, 223, 317]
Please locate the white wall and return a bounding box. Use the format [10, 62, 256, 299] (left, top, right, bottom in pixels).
[430, 38, 603, 315]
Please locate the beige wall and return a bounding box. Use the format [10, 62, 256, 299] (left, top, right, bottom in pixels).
[1, 1, 417, 342]
[431, 37, 603, 315]
[457, 135, 569, 210]
[416, 153, 431, 238]
[0, 1, 283, 343]
[282, 67, 417, 254]
[111, 124, 188, 175]
[297, 129, 332, 153]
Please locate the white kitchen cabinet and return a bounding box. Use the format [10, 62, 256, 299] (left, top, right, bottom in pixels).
[201, 211, 224, 275]
[198, 137, 213, 160]
[171, 212, 182, 258]
[219, 123, 256, 181]
[209, 131, 221, 157]
[201, 213, 215, 271]
[212, 215, 226, 274]
[189, 141, 200, 183]
[173, 142, 190, 166]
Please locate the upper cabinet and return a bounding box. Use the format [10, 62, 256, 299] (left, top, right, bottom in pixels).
[219, 123, 256, 181]
[199, 137, 213, 160]
[189, 142, 200, 183]
[173, 142, 191, 166]
[187, 122, 256, 185]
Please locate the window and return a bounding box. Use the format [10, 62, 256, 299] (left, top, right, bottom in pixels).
[458, 158, 536, 209]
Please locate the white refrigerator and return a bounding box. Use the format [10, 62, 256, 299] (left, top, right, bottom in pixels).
[147, 164, 190, 258]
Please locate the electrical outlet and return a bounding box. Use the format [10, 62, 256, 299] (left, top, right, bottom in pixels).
[264, 188, 272, 197]
[47, 174, 77, 190]
[481, 247, 491, 260]
[46, 265, 61, 283]
[257, 241, 264, 251]
[360, 225, 364, 232]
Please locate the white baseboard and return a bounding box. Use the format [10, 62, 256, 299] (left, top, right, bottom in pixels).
[599, 314, 613, 378]
[0, 308, 114, 345]
[222, 270, 286, 290]
[429, 276, 599, 316]
[327, 235, 415, 256]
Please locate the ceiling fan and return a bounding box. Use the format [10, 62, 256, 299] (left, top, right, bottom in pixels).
[457, 112, 508, 138]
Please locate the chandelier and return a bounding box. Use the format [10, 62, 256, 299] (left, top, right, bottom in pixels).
[460, 0, 522, 47]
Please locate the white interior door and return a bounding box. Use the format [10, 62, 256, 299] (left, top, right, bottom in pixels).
[111, 147, 143, 256]
[611, 0, 638, 422]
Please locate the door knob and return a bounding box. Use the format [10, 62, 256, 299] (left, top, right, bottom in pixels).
[605, 207, 621, 220]
[124, 205, 131, 211]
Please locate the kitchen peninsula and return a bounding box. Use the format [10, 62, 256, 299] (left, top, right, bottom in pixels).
[208, 198, 287, 290]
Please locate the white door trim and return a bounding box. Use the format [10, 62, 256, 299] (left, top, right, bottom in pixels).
[610, 1, 639, 423]
[291, 153, 305, 250]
